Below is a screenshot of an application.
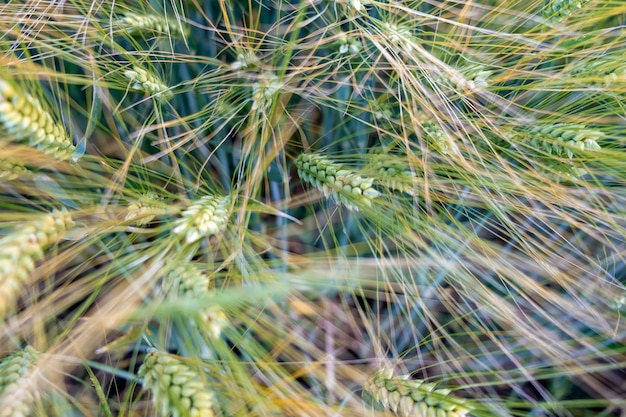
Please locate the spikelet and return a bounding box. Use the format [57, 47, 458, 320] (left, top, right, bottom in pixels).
[333, 32, 361, 56]
[251, 73, 281, 111]
[568, 53, 626, 86]
[172, 194, 232, 244]
[296, 153, 381, 211]
[123, 66, 172, 102]
[0, 345, 41, 417]
[0, 210, 74, 317]
[115, 13, 187, 38]
[368, 151, 418, 195]
[543, 0, 591, 21]
[125, 192, 164, 226]
[0, 80, 75, 161]
[382, 22, 415, 52]
[519, 123, 602, 158]
[0, 159, 30, 180]
[364, 370, 472, 417]
[421, 119, 459, 156]
[163, 264, 228, 339]
[138, 349, 216, 417]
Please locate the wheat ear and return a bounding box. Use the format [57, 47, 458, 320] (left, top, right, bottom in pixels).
[116, 13, 188, 38]
[172, 194, 232, 244]
[0, 80, 75, 161]
[0, 345, 41, 417]
[0, 159, 30, 180]
[163, 264, 228, 339]
[519, 123, 602, 158]
[138, 349, 216, 417]
[364, 370, 473, 417]
[125, 192, 165, 226]
[123, 66, 172, 102]
[543, 0, 591, 21]
[296, 152, 381, 211]
[0, 210, 74, 317]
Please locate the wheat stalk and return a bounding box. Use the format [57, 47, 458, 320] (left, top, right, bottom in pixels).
[0, 210, 74, 317]
[172, 194, 232, 244]
[0, 345, 41, 417]
[115, 13, 188, 38]
[364, 370, 473, 417]
[0, 80, 76, 161]
[296, 152, 381, 211]
[123, 66, 172, 102]
[138, 349, 215, 417]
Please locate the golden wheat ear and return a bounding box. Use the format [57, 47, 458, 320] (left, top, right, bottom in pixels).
[0, 210, 74, 317]
[296, 152, 381, 211]
[0, 346, 42, 417]
[364, 370, 473, 417]
[0, 80, 76, 161]
[138, 349, 216, 417]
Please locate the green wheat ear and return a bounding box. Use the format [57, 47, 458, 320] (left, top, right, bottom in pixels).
[543, 0, 591, 21]
[296, 152, 381, 211]
[0, 210, 74, 317]
[364, 370, 473, 417]
[115, 13, 188, 38]
[172, 194, 232, 244]
[123, 66, 173, 102]
[517, 123, 603, 159]
[0, 346, 41, 417]
[0, 80, 76, 161]
[163, 263, 228, 340]
[138, 349, 216, 417]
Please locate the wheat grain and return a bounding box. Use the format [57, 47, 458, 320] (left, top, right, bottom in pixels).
[0, 210, 74, 317]
[364, 369, 473, 417]
[116, 13, 187, 38]
[138, 349, 215, 417]
[0, 345, 41, 417]
[0, 80, 75, 161]
[296, 152, 381, 211]
[123, 66, 172, 101]
[172, 194, 232, 244]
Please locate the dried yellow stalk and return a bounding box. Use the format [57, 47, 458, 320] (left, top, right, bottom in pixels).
[0, 210, 74, 317]
[364, 369, 472, 417]
[0, 345, 41, 417]
[138, 349, 216, 417]
[296, 152, 381, 211]
[172, 194, 232, 244]
[0, 80, 75, 161]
